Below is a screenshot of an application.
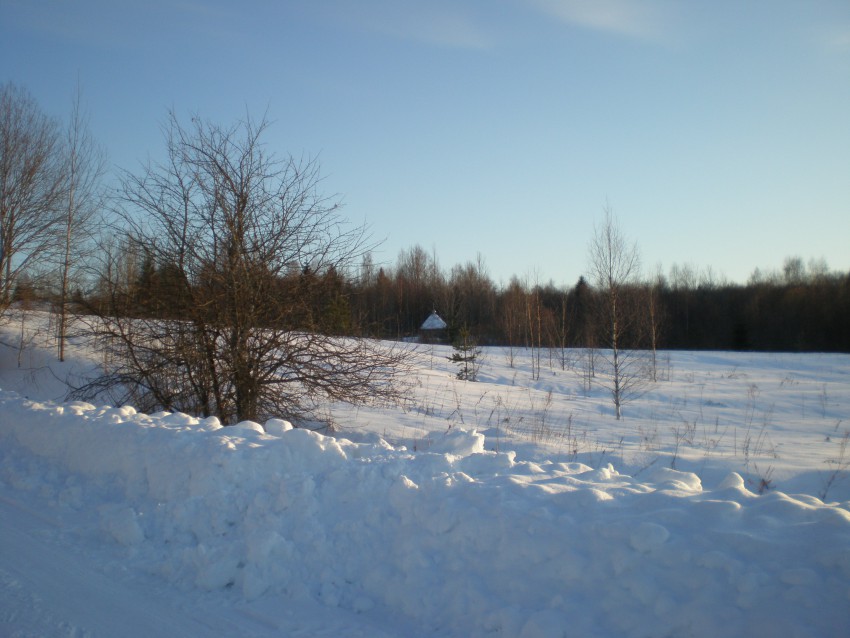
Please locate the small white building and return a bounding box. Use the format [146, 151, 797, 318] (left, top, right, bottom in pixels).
[419, 310, 448, 343]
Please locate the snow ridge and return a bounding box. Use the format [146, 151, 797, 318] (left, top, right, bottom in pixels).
[2, 389, 850, 637]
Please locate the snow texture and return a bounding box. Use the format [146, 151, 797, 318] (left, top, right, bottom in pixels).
[1, 313, 850, 636]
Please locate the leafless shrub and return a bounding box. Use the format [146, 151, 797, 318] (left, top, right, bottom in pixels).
[820, 429, 850, 501]
[71, 111, 413, 425]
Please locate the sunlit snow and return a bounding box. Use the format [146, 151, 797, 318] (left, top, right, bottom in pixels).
[1, 311, 849, 637]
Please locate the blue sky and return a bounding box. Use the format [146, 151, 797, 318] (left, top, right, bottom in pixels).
[3, 0, 849, 286]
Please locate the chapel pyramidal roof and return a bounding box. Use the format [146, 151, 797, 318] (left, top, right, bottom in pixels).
[420, 310, 447, 330]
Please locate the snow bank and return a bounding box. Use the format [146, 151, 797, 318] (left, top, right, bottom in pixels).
[2, 389, 849, 637]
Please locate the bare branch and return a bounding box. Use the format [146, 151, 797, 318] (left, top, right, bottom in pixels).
[74, 111, 410, 425]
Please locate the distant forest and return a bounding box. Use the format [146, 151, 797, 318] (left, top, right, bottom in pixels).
[355, 249, 850, 353]
[92, 244, 850, 354]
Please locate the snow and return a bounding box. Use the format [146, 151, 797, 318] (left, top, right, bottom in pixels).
[2, 312, 850, 637]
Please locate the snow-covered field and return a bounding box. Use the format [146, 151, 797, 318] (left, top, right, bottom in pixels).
[2, 311, 849, 637]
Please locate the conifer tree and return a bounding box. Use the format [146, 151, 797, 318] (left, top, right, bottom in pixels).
[449, 326, 481, 381]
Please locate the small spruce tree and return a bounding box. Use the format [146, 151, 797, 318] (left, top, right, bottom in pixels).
[449, 326, 481, 381]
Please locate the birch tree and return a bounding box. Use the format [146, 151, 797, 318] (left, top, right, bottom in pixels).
[587, 206, 644, 419]
[57, 82, 105, 360]
[0, 83, 66, 311]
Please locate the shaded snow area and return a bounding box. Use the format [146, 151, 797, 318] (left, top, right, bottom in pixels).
[2, 396, 849, 637]
[1, 314, 850, 637]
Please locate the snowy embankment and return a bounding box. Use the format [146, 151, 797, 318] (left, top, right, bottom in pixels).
[2, 387, 849, 637]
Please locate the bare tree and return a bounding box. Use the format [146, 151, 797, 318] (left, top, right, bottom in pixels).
[75, 111, 411, 425]
[560, 292, 570, 370]
[524, 273, 542, 381]
[0, 83, 66, 311]
[500, 277, 526, 368]
[394, 244, 442, 335]
[532, 271, 543, 380]
[646, 265, 665, 382]
[57, 81, 105, 361]
[587, 205, 644, 419]
[447, 253, 495, 337]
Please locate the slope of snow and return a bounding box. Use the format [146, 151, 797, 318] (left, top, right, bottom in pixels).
[2, 313, 850, 636]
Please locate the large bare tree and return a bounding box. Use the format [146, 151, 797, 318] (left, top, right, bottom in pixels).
[587, 206, 645, 419]
[0, 83, 66, 311]
[77, 111, 411, 425]
[57, 82, 105, 361]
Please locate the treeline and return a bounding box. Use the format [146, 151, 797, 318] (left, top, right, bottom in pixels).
[660, 273, 850, 352]
[346, 248, 850, 353]
[85, 242, 850, 354]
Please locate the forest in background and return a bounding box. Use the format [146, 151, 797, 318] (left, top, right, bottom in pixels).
[68, 242, 850, 355]
[322, 250, 850, 353]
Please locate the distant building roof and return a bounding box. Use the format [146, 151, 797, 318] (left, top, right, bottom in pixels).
[420, 311, 447, 330]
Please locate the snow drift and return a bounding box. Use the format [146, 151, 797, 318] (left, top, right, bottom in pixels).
[2, 388, 849, 637]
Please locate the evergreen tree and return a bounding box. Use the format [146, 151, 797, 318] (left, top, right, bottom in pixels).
[449, 326, 481, 381]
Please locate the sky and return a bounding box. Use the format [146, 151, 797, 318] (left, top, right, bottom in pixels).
[2, 0, 849, 287]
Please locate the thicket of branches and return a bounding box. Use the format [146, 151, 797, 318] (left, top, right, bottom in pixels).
[1, 83, 69, 310]
[73, 112, 412, 425]
[1, 81, 103, 364]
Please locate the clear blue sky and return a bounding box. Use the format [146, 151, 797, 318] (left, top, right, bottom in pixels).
[3, 0, 849, 286]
